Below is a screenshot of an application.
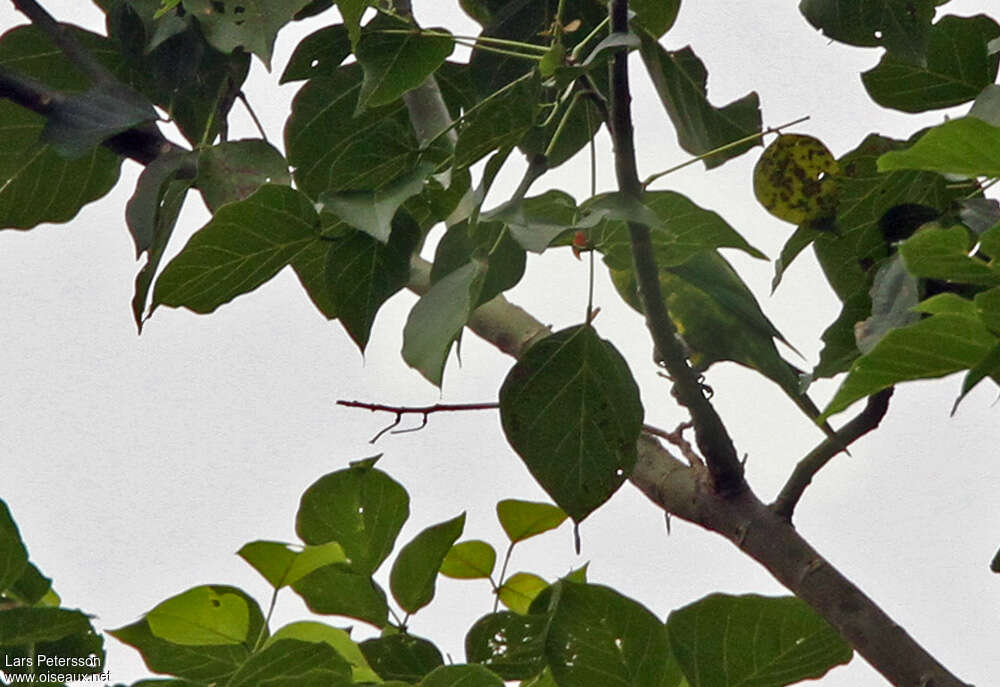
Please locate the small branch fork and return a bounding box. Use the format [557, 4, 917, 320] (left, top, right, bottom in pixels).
[336, 400, 500, 443]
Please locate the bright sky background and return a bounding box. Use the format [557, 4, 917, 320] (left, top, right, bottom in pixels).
[2, 1, 998, 685]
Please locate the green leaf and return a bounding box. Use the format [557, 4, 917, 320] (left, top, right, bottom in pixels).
[1, 622, 105, 678]
[146, 586, 250, 646]
[878, 117, 1000, 177]
[356, 17, 454, 110]
[667, 593, 852, 687]
[285, 64, 418, 199]
[42, 82, 156, 158]
[495, 499, 567, 543]
[390, 513, 466, 614]
[499, 324, 643, 522]
[975, 286, 1000, 334]
[420, 664, 505, 687]
[454, 74, 540, 169]
[152, 185, 320, 314]
[824, 312, 997, 417]
[440, 540, 497, 579]
[639, 35, 761, 168]
[280, 24, 351, 83]
[291, 239, 339, 320]
[196, 139, 291, 213]
[267, 621, 379, 683]
[180, 0, 313, 67]
[632, 0, 681, 37]
[0, 499, 28, 594]
[238, 540, 348, 589]
[5, 561, 53, 607]
[484, 190, 579, 254]
[854, 255, 921, 354]
[771, 225, 823, 292]
[430, 220, 526, 304]
[402, 259, 489, 386]
[753, 134, 839, 227]
[588, 191, 766, 269]
[543, 582, 669, 687]
[498, 573, 548, 615]
[955, 342, 1000, 412]
[110, 587, 265, 683]
[900, 225, 1000, 286]
[862, 15, 1000, 112]
[799, 0, 937, 63]
[325, 214, 420, 351]
[465, 611, 547, 680]
[971, 84, 1000, 127]
[319, 162, 434, 243]
[360, 633, 444, 682]
[336, 0, 375, 47]
[0, 608, 91, 644]
[227, 638, 351, 687]
[292, 563, 389, 627]
[296, 464, 409, 573]
[126, 150, 194, 258]
[813, 290, 869, 379]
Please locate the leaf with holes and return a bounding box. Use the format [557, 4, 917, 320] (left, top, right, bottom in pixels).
[543, 582, 669, 687]
[180, 0, 314, 67]
[238, 540, 348, 589]
[667, 593, 852, 687]
[296, 464, 409, 574]
[862, 15, 1000, 113]
[754, 134, 839, 227]
[466, 611, 547, 680]
[146, 586, 250, 646]
[152, 185, 320, 314]
[499, 325, 643, 522]
[640, 35, 761, 168]
[280, 23, 351, 83]
[799, 0, 937, 63]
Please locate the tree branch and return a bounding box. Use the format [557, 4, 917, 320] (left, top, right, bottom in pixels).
[12, 0, 115, 86]
[336, 400, 500, 442]
[606, 1, 744, 495]
[772, 388, 894, 522]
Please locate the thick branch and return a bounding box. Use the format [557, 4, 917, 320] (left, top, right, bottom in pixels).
[606, 1, 743, 495]
[772, 388, 894, 522]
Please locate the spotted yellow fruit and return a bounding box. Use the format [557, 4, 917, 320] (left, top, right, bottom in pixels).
[753, 134, 839, 226]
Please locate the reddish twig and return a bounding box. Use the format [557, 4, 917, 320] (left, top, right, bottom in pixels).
[336, 400, 500, 443]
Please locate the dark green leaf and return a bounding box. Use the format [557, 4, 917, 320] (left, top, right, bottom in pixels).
[126, 150, 194, 256]
[402, 259, 488, 386]
[813, 289, 870, 379]
[955, 343, 1000, 413]
[152, 185, 320, 314]
[900, 225, 1000, 286]
[799, 0, 937, 63]
[296, 464, 410, 574]
[227, 638, 351, 687]
[465, 611, 547, 680]
[146, 586, 250, 646]
[518, 77, 606, 169]
[285, 65, 418, 199]
[667, 593, 852, 687]
[0, 608, 91, 644]
[639, 36, 761, 168]
[360, 633, 444, 682]
[975, 286, 1000, 334]
[2, 623, 104, 678]
[862, 15, 1000, 112]
[543, 582, 668, 687]
[495, 499, 567, 543]
[5, 561, 53, 606]
[267, 621, 380, 683]
[421, 664, 505, 687]
[824, 312, 997, 417]
[588, 191, 765, 269]
[877, 117, 1000, 177]
[431, 220, 526, 304]
[292, 563, 389, 627]
[390, 514, 465, 614]
[337, 0, 376, 47]
[0, 499, 28, 594]
[110, 621, 249, 682]
[291, 239, 339, 320]
[772, 225, 823, 292]
[440, 540, 497, 579]
[499, 325, 643, 522]
[196, 139, 290, 213]
[356, 17, 454, 110]
[238, 540, 348, 589]
[631, 0, 681, 37]
[280, 24, 351, 83]
[42, 82, 156, 158]
[180, 0, 314, 67]
[326, 214, 420, 350]
[454, 74, 540, 169]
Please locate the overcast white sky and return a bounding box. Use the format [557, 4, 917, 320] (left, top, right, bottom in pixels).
[2, 1, 998, 685]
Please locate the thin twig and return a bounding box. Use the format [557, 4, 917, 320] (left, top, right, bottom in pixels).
[607, 0, 744, 495]
[337, 400, 500, 443]
[642, 422, 703, 467]
[771, 388, 894, 522]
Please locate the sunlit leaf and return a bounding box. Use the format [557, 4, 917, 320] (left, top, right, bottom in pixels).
[495, 499, 567, 544]
[440, 540, 497, 579]
[754, 134, 839, 227]
[877, 117, 1000, 177]
[498, 573, 548, 615]
[226, 638, 351, 687]
[266, 621, 379, 683]
[146, 586, 250, 646]
[238, 540, 348, 589]
[421, 664, 505, 687]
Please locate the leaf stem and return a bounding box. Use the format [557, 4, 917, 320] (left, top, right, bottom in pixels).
[641, 115, 811, 189]
[372, 29, 551, 53]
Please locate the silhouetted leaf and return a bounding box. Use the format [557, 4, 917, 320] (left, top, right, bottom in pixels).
[390, 514, 465, 614]
[799, 0, 937, 63]
[360, 633, 443, 682]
